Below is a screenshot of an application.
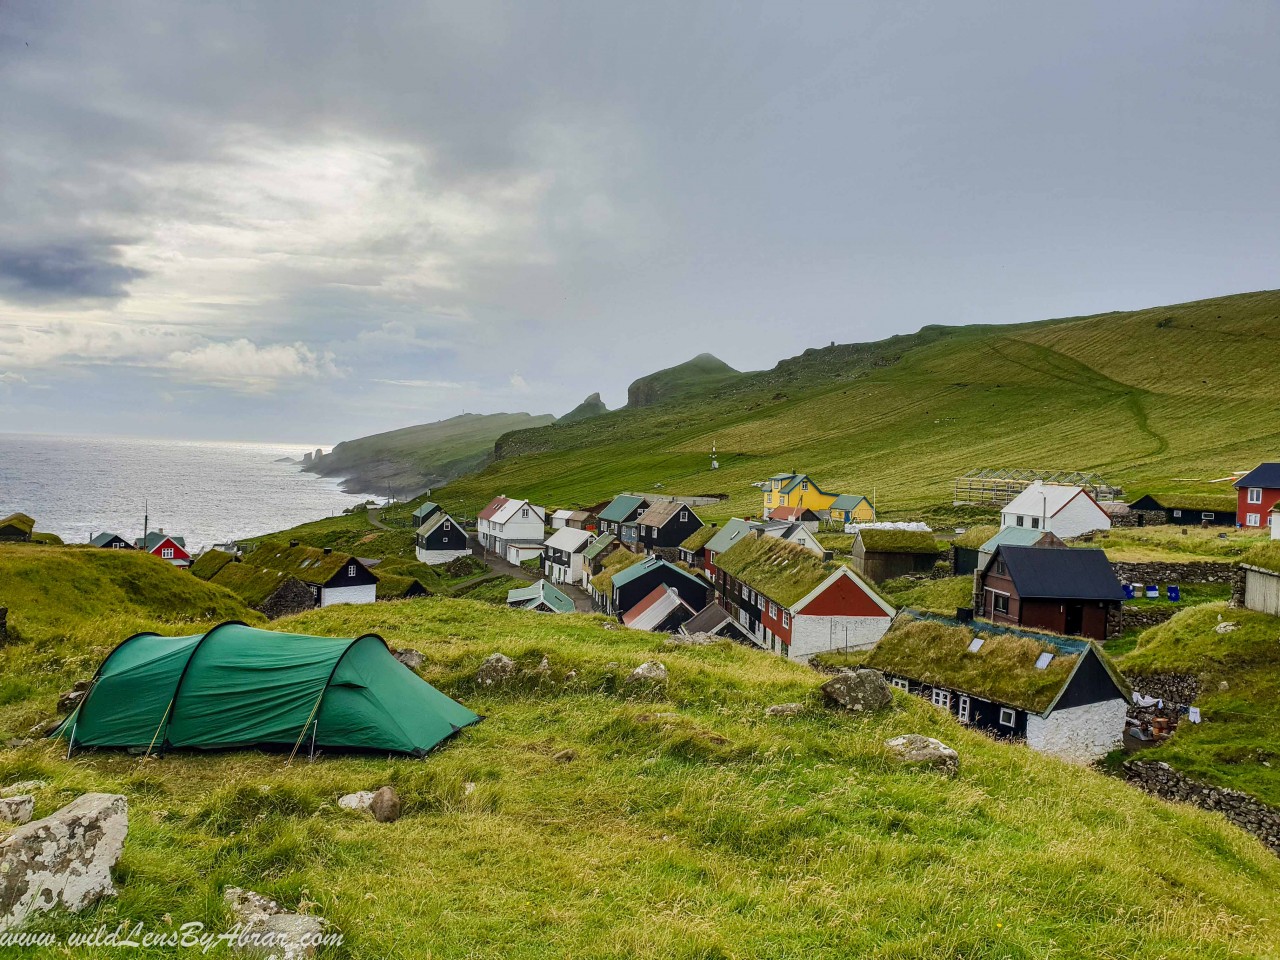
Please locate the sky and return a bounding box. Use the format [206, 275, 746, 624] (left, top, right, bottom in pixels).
[1, 1, 1278, 443]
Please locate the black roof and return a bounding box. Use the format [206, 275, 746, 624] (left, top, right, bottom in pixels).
[995, 545, 1124, 601]
[1235, 463, 1280, 489]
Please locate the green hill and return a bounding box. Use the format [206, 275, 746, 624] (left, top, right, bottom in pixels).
[433, 290, 1280, 522]
[559, 392, 609, 425]
[307, 411, 556, 498]
[625, 352, 743, 408]
[2, 597, 1279, 955]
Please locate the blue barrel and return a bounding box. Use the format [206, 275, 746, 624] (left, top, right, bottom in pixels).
[1167, 585, 1180, 602]
[1123, 583, 1136, 600]
[1146, 585, 1159, 598]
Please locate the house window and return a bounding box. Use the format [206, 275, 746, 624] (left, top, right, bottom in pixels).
[890, 678, 909, 691]
[768, 601, 777, 617]
[801, 480, 809, 491]
[161, 547, 174, 559]
[994, 558, 1006, 576]
[1202, 512, 1214, 520]
[680, 511, 688, 522]
[958, 696, 971, 723]
[1248, 487, 1262, 504]
[522, 508, 530, 518]
[781, 612, 790, 628]
[1030, 516, 1040, 529]
[1015, 515, 1024, 527]
[993, 593, 1010, 615]
[931, 689, 951, 710]
[1173, 509, 1182, 518]
[998, 707, 1016, 727]
[444, 521, 451, 530]
[1247, 513, 1261, 527]
[347, 564, 356, 576]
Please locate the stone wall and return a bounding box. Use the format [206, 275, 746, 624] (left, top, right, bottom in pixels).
[258, 578, 318, 620]
[1120, 606, 1177, 632]
[1122, 671, 1200, 723]
[1230, 565, 1246, 608]
[1111, 560, 1235, 586]
[1123, 760, 1280, 855]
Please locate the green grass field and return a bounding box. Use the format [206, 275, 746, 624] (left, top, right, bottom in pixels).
[2, 598, 1279, 957]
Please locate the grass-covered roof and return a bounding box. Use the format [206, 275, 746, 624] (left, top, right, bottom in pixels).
[190, 550, 234, 580]
[866, 619, 1082, 713]
[857, 528, 943, 555]
[207, 560, 297, 608]
[1240, 542, 1280, 575]
[375, 573, 429, 600]
[252, 540, 362, 583]
[679, 524, 718, 552]
[715, 534, 838, 608]
[590, 547, 643, 593]
[950, 524, 999, 551]
[1134, 493, 1238, 512]
[0, 512, 36, 535]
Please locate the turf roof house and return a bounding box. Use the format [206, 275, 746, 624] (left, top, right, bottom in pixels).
[713, 534, 895, 661]
[766, 505, 821, 529]
[866, 620, 1129, 762]
[580, 532, 620, 589]
[608, 555, 711, 620]
[678, 524, 719, 568]
[850, 528, 942, 582]
[1000, 481, 1111, 539]
[596, 494, 649, 543]
[0, 512, 35, 542]
[477, 495, 547, 564]
[190, 549, 317, 619]
[975, 544, 1124, 642]
[89, 532, 134, 550]
[134, 530, 192, 568]
[634, 500, 703, 557]
[1127, 494, 1236, 527]
[507, 579, 576, 614]
[699, 517, 754, 578]
[542, 526, 595, 585]
[254, 541, 379, 607]
[414, 508, 469, 565]
[1234, 463, 1280, 531]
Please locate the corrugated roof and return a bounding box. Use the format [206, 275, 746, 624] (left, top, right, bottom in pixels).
[768, 505, 816, 521]
[412, 501, 440, 522]
[610, 555, 704, 593]
[506, 579, 575, 614]
[829, 494, 869, 511]
[544, 527, 594, 553]
[135, 531, 187, 550]
[622, 586, 692, 631]
[582, 533, 617, 561]
[704, 517, 753, 555]
[1002, 482, 1101, 519]
[551, 509, 576, 521]
[995, 545, 1124, 601]
[682, 603, 732, 634]
[1235, 463, 1280, 489]
[979, 526, 1053, 554]
[478, 496, 510, 521]
[598, 494, 647, 523]
[417, 511, 459, 536]
[636, 500, 697, 529]
[490, 498, 543, 525]
[89, 531, 126, 547]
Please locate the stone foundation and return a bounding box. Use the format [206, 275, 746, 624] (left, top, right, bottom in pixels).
[1123, 760, 1280, 855]
[1120, 606, 1178, 632]
[1111, 560, 1234, 586]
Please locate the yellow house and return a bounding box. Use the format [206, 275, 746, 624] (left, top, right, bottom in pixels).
[761, 473, 875, 521]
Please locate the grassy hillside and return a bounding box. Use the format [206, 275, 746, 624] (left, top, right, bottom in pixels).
[1, 598, 1278, 957]
[1121, 603, 1280, 806]
[307, 411, 557, 498]
[434, 290, 1280, 524]
[559, 392, 609, 425]
[625, 352, 744, 408]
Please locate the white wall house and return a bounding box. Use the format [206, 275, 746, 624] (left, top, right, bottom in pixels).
[542, 526, 594, 585]
[477, 495, 546, 564]
[414, 510, 470, 565]
[1000, 482, 1111, 540]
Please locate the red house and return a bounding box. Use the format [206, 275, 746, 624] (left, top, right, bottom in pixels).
[134, 530, 192, 568]
[1234, 463, 1280, 530]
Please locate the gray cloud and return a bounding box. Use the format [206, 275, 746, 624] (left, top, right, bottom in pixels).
[0, 242, 146, 304]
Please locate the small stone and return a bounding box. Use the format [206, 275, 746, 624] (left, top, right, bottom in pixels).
[553, 748, 578, 763]
[627, 661, 668, 684]
[885, 734, 959, 777]
[1, 781, 46, 798]
[369, 786, 401, 823]
[223, 886, 329, 959]
[820, 669, 893, 713]
[765, 703, 805, 718]
[463, 782, 477, 796]
[0, 795, 34, 825]
[476, 653, 516, 686]
[392, 649, 425, 671]
[56, 690, 85, 714]
[3, 739, 33, 750]
[337, 791, 375, 812]
[1214, 621, 1238, 634]
[536, 655, 551, 674]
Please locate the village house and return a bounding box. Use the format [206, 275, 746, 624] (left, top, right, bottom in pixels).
[1234, 463, 1280, 531]
[713, 534, 895, 661]
[414, 509, 469, 565]
[634, 500, 703, 556]
[850, 528, 942, 581]
[866, 619, 1129, 762]
[596, 494, 649, 541]
[679, 603, 752, 642]
[412, 501, 442, 527]
[254, 541, 379, 607]
[580, 533, 620, 589]
[975, 544, 1124, 642]
[765, 505, 821, 529]
[609, 555, 711, 619]
[760, 472, 835, 518]
[622, 586, 697, 633]
[134, 530, 192, 568]
[89, 532, 133, 550]
[542, 526, 595, 585]
[828, 493, 875, 526]
[1127, 494, 1237, 527]
[1000, 481, 1111, 539]
[755, 518, 826, 554]
[700, 518, 755, 578]
[976, 526, 1065, 571]
[507, 579, 576, 614]
[550, 509, 575, 530]
[677, 524, 718, 568]
[477, 495, 547, 565]
[0, 512, 35, 542]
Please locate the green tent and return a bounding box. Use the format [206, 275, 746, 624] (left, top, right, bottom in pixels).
[54, 622, 479, 757]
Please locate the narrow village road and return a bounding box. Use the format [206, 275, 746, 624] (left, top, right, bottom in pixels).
[469, 544, 595, 612]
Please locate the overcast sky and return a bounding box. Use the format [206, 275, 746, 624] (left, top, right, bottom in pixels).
[1, 2, 1277, 443]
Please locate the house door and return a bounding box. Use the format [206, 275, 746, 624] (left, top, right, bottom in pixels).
[1063, 602, 1084, 635]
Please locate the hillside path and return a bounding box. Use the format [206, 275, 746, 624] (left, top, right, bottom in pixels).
[467, 544, 594, 612]
[366, 507, 391, 530]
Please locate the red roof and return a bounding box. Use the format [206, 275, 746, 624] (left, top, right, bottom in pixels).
[478, 496, 509, 521]
[621, 585, 672, 627]
[769, 506, 812, 521]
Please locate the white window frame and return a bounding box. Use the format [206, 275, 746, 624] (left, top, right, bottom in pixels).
[1248, 487, 1262, 504]
[931, 688, 951, 710]
[890, 678, 909, 691]
[679, 511, 688, 522]
[768, 601, 777, 618]
[781, 611, 790, 629]
[957, 695, 971, 723]
[161, 547, 174, 559]
[1247, 513, 1261, 527]
[998, 707, 1016, 727]
[1201, 512, 1214, 520]
[1015, 515, 1024, 527]
[1173, 509, 1182, 518]
[347, 564, 356, 576]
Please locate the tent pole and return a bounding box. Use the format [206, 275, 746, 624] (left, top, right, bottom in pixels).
[65, 722, 76, 759]
[287, 693, 325, 766]
[143, 699, 175, 760]
[308, 721, 317, 762]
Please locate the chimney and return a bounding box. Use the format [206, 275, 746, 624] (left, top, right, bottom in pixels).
[290, 539, 300, 548]
[157, 527, 164, 534]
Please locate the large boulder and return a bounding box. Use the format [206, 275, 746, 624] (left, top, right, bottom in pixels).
[223, 886, 330, 959]
[885, 734, 959, 777]
[0, 781, 45, 799]
[0, 796, 34, 825]
[476, 653, 516, 687]
[627, 661, 668, 685]
[0, 793, 128, 932]
[820, 669, 892, 713]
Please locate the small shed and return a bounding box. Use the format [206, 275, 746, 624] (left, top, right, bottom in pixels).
[507, 579, 576, 614]
[850, 528, 942, 581]
[1127, 494, 1237, 527]
[0, 512, 35, 542]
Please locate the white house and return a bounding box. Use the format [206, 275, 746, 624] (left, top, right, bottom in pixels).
[477, 495, 547, 565]
[550, 509, 575, 530]
[1000, 482, 1111, 540]
[542, 526, 595, 585]
[414, 510, 470, 565]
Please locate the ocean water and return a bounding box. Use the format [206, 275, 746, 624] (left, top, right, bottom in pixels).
[0, 433, 370, 551]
